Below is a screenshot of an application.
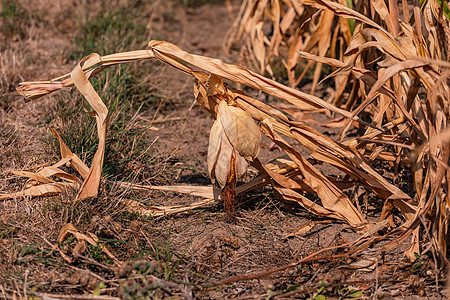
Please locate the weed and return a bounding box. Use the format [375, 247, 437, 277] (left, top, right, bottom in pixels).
[413, 247, 424, 273]
[311, 280, 329, 300]
[87, 243, 114, 265]
[265, 284, 275, 299]
[340, 286, 363, 299]
[93, 282, 106, 296]
[156, 235, 184, 282]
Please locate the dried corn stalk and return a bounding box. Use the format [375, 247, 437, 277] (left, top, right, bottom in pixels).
[4, 0, 449, 264]
[226, 0, 450, 264]
[224, 0, 354, 97]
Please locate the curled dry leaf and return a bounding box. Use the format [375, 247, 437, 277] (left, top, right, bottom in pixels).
[56, 223, 121, 265]
[258, 119, 368, 231]
[70, 54, 108, 201]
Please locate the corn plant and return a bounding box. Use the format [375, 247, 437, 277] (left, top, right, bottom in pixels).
[3, 0, 449, 268]
[225, 0, 450, 264]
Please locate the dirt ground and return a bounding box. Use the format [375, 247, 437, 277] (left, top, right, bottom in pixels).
[0, 0, 448, 299]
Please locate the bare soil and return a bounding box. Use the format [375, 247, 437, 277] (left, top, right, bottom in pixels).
[0, 0, 448, 299]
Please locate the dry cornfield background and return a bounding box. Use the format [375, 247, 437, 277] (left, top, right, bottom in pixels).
[1, 0, 450, 298]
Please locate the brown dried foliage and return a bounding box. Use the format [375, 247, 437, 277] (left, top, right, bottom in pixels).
[3, 0, 450, 273]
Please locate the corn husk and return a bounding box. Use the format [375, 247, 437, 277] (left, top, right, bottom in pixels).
[208, 100, 261, 188]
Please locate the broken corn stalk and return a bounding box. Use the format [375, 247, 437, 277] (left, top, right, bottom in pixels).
[12, 40, 375, 231]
